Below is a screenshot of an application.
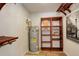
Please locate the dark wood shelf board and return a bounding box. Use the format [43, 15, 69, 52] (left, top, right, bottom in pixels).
[52, 39, 60, 40]
[52, 26, 61, 27]
[51, 48, 63, 51]
[42, 34, 50, 36]
[41, 26, 50, 27]
[41, 18, 51, 20]
[42, 41, 51, 43]
[52, 34, 60, 36]
[41, 47, 51, 51]
[41, 47, 51, 49]
[0, 36, 18, 46]
[41, 48, 63, 51]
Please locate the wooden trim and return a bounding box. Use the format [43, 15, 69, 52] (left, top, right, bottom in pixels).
[41, 26, 50, 27]
[67, 8, 71, 13]
[42, 34, 50, 35]
[42, 41, 51, 43]
[50, 17, 52, 49]
[41, 48, 63, 51]
[52, 34, 60, 36]
[51, 48, 63, 51]
[57, 3, 73, 15]
[41, 47, 51, 51]
[59, 17, 63, 49]
[60, 10, 66, 15]
[41, 19, 42, 49]
[57, 3, 65, 11]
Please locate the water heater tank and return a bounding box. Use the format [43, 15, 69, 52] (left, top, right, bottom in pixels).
[29, 26, 39, 52]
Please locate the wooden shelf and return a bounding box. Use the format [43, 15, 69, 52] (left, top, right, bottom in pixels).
[52, 35, 63, 37]
[42, 34, 50, 36]
[42, 41, 51, 43]
[52, 39, 60, 40]
[41, 17, 63, 51]
[41, 47, 51, 49]
[52, 34, 60, 36]
[52, 26, 61, 27]
[41, 26, 50, 27]
[0, 36, 18, 46]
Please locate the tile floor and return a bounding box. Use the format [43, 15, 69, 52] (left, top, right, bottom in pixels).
[25, 51, 66, 56]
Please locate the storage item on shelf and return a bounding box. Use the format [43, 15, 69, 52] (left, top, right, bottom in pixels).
[42, 36, 50, 41]
[42, 43, 51, 48]
[42, 20, 50, 26]
[52, 36, 60, 39]
[52, 27, 60, 35]
[52, 20, 59, 26]
[52, 40, 60, 48]
[42, 27, 50, 34]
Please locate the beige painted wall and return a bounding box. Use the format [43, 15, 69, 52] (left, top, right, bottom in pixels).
[0, 3, 29, 56]
[30, 3, 79, 56]
[30, 12, 63, 49]
[30, 12, 62, 26]
[0, 3, 79, 56]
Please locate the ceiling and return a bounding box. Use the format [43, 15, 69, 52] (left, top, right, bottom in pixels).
[23, 3, 61, 13]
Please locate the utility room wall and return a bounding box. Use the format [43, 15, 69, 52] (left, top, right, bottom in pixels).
[0, 3, 29, 56]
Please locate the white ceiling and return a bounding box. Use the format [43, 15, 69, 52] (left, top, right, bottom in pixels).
[23, 3, 61, 13]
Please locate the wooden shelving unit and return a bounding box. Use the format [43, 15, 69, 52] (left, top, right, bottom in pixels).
[41, 17, 63, 51]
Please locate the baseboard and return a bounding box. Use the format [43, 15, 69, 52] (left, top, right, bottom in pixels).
[24, 50, 29, 56]
[63, 50, 70, 56]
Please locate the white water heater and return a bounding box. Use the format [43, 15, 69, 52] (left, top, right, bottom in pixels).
[29, 26, 39, 52]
